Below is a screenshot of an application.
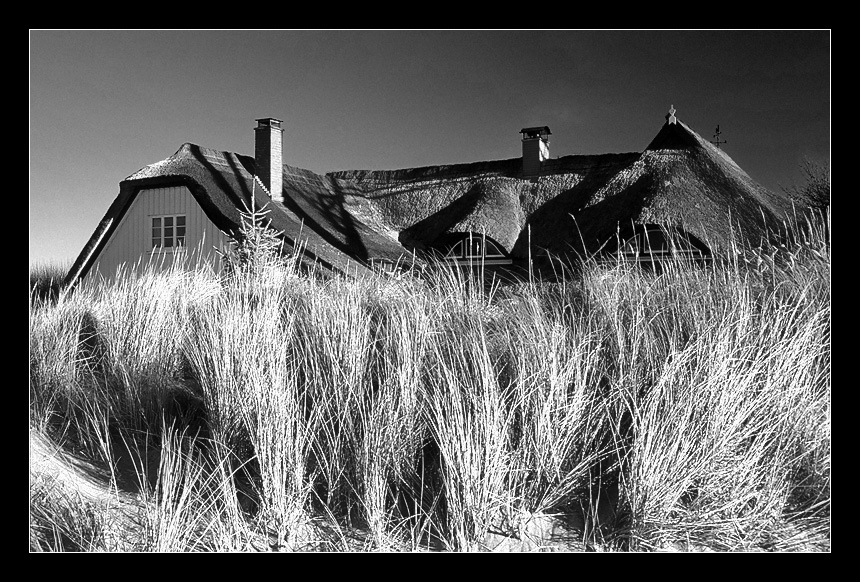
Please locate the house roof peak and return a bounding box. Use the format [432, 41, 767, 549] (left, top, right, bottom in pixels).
[666, 105, 677, 125]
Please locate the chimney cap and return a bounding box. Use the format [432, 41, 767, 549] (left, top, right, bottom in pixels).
[256, 117, 284, 128]
[520, 126, 552, 139]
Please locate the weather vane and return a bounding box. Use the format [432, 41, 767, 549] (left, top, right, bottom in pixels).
[711, 125, 727, 149]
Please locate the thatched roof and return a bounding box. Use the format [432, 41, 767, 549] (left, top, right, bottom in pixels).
[556, 119, 794, 256]
[330, 117, 794, 261]
[68, 113, 796, 286]
[277, 163, 408, 265]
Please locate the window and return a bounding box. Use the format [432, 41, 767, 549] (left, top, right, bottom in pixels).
[151, 215, 186, 250]
[439, 233, 511, 265]
[461, 234, 504, 259]
[617, 226, 708, 263]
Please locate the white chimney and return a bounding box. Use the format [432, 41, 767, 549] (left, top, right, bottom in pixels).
[520, 126, 551, 177]
[254, 118, 284, 202]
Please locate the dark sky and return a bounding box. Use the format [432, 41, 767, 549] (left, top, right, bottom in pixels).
[29, 30, 830, 266]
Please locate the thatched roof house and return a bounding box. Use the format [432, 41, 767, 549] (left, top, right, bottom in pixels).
[66, 108, 794, 286]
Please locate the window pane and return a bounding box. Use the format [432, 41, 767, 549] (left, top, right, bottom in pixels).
[165, 218, 173, 248]
[445, 241, 463, 258]
[468, 238, 482, 257]
[176, 235, 185, 246]
[152, 216, 161, 247]
[176, 216, 186, 227]
[485, 240, 503, 257]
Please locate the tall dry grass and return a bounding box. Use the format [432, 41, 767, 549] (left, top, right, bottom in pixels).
[29, 210, 830, 551]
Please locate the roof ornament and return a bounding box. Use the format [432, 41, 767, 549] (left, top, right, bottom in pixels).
[711, 125, 727, 149]
[666, 105, 677, 125]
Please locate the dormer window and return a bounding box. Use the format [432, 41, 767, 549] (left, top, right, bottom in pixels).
[438, 233, 511, 265]
[615, 225, 710, 264]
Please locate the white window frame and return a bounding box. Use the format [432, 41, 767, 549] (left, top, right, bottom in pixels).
[442, 234, 511, 265]
[150, 214, 187, 252]
[466, 236, 483, 259]
[618, 228, 705, 262]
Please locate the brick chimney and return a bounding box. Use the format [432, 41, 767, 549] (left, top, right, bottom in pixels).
[520, 126, 551, 177]
[254, 118, 284, 202]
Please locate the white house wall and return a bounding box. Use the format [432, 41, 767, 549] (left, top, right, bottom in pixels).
[89, 185, 233, 281]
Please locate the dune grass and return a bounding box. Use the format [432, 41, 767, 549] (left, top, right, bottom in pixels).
[29, 210, 830, 552]
[29, 260, 71, 303]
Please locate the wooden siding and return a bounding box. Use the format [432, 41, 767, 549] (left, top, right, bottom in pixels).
[89, 185, 233, 281]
